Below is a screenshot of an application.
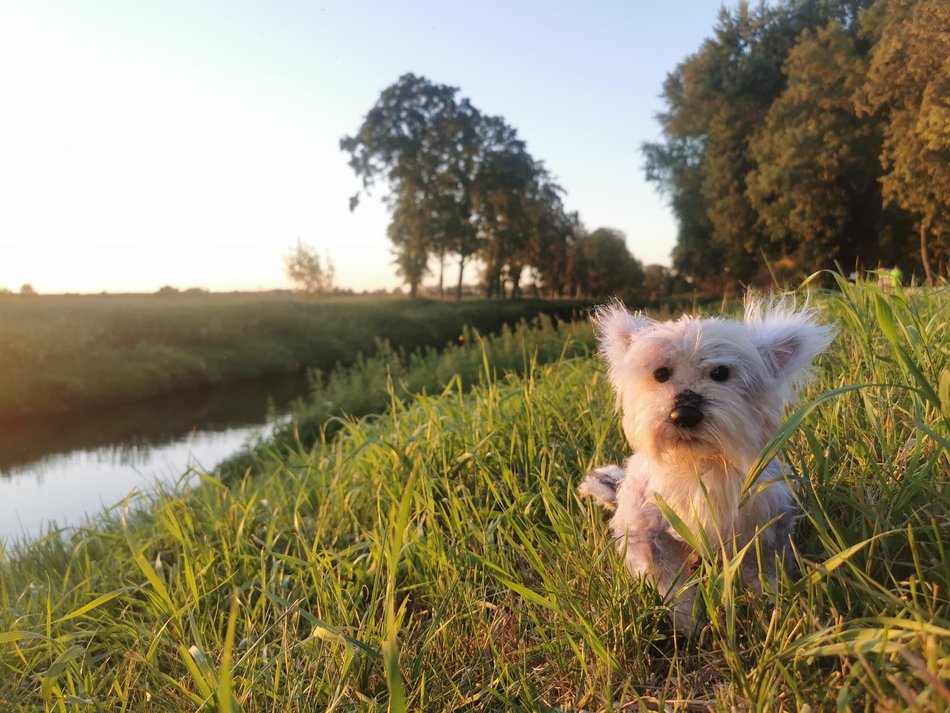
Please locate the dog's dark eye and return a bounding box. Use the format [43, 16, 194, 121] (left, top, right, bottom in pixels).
[710, 365, 730, 382]
[653, 367, 672, 383]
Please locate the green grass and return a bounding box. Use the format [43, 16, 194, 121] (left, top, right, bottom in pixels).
[0, 293, 589, 420]
[219, 315, 598, 478]
[0, 279, 947, 710]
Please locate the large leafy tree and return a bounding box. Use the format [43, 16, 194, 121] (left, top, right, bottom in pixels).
[645, 2, 827, 288]
[386, 187, 431, 298]
[471, 116, 568, 299]
[470, 117, 536, 298]
[644, 132, 718, 291]
[343, 74, 568, 299]
[341, 74, 482, 298]
[642, 264, 689, 300]
[859, 0, 950, 281]
[569, 228, 644, 298]
[644, 0, 950, 289]
[746, 18, 913, 274]
[522, 188, 574, 297]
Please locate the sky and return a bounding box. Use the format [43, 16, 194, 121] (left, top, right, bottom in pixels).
[0, 1, 732, 294]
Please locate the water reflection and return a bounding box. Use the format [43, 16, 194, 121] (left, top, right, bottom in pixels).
[0, 372, 309, 476]
[0, 372, 309, 542]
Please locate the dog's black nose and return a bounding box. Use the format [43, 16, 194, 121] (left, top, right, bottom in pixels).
[669, 404, 704, 428]
[670, 390, 704, 428]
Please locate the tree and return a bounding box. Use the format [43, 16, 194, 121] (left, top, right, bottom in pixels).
[859, 0, 950, 281]
[19, 283, 36, 296]
[285, 240, 335, 295]
[343, 74, 573, 300]
[470, 117, 553, 298]
[642, 264, 689, 300]
[341, 74, 483, 300]
[746, 19, 912, 276]
[571, 228, 644, 298]
[643, 4, 793, 287]
[523, 195, 575, 297]
[386, 188, 431, 298]
[643, 133, 719, 291]
[643, 0, 879, 289]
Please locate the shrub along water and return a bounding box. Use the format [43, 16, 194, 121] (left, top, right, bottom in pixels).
[0, 279, 946, 709]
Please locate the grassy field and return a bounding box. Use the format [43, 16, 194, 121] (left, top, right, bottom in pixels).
[0, 279, 947, 710]
[0, 293, 590, 420]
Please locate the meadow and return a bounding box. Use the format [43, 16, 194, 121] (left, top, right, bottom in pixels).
[0, 278, 947, 711]
[0, 293, 589, 420]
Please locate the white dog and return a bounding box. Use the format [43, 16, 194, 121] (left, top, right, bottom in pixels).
[579, 298, 833, 631]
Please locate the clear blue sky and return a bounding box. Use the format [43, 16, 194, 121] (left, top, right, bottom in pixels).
[0, 1, 732, 293]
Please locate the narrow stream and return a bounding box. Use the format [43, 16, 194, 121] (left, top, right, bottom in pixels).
[0, 371, 310, 543]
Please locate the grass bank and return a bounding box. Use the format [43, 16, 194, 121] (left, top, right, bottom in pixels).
[220, 315, 598, 479]
[1, 280, 947, 709]
[0, 293, 589, 420]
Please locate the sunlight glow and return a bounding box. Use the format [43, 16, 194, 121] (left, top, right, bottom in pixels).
[0, 1, 723, 293]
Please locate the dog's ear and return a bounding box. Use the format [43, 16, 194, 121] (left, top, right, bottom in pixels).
[745, 297, 835, 384]
[592, 302, 653, 367]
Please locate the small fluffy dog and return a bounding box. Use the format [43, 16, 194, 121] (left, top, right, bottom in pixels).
[579, 298, 833, 630]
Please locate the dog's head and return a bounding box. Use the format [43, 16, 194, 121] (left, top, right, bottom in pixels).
[594, 298, 834, 466]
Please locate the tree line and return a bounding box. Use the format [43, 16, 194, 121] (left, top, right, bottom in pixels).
[341, 74, 646, 300]
[644, 0, 948, 291]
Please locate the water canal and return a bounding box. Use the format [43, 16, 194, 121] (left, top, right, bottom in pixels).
[0, 371, 309, 542]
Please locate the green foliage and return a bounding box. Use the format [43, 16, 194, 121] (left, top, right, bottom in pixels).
[747, 21, 910, 272]
[0, 280, 947, 709]
[645, 1, 828, 290]
[341, 74, 486, 299]
[859, 0, 950, 281]
[284, 240, 335, 295]
[645, 0, 948, 289]
[343, 74, 635, 300]
[569, 228, 644, 299]
[387, 189, 434, 298]
[642, 263, 689, 300]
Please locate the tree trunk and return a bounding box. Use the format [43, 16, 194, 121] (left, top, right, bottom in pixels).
[456, 257, 465, 302]
[509, 266, 522, 299]
[487, 266, 502, 299]
[438, 250, 445, 300]
[921, 222, 933, 285]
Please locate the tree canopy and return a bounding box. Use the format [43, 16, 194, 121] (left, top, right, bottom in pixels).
[285, 240, 336, 295]
[644, 0, 947, 289]
[342, 74, 645, 299]
[859, 0, 950, 281]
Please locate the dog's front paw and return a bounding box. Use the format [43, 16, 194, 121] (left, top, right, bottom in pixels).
[578, 464, 626, 510]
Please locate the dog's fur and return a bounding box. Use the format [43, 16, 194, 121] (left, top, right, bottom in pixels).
[579, 298, 833, 630]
